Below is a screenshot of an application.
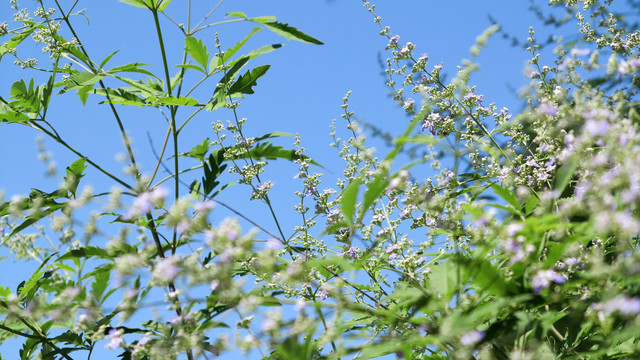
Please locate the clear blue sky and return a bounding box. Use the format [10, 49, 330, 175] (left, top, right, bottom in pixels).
[0, 0, 576, 358]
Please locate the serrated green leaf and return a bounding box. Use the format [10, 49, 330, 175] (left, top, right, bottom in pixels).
[490, 184, 521, 214]
[185, 36, 210, 72]
[152, 95, 199, 106]
[227, 65, 270, 96]
[93, 87, 148, 106]
[91, 271, 110, 304]
[341, 179, 361, 225]
[555, 156, 578, 193]
[185, 138, 211, 161]
[59, 71, 104, 94]
[0, 23, 41, 59]
[175, 63, 207, 74]
[57, 246, 110, 261]
[254, 131, 293, 142]
[107, 62, 155, 77]
[222, 27, 262, 63]
[260, 21, 323, 45]
[359, 175, 388, 223]
[65, 158, 87, 197]
[99, 50, 120, 69]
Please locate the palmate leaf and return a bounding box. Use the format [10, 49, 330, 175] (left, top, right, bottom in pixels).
[185, 36, 210, 72]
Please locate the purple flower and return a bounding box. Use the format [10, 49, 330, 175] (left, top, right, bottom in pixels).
[531, 269, 567, 294]
[460, 330, 485, 346]
[418, 53, 429, 61]
[403, 98, 415, 110]
[571, 48, 590, 57]
[104, 328, 124, 350]
[538, 101, 558, 116]
[319, 289, 328, 300]
[138, 334, 151, 346]
[390, 35, 400, 44]
[267, 238, 283, 250]
[153, 255, 181, 282]
[434, 63, 443, 71]
[592, 296, 640, 315]
[347, 246, 358, 259]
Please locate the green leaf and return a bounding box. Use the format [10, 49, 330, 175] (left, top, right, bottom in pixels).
[185, 36, 210, 72]
[152, 95, 199, 106]
[555, 156, 578, 193]
[429, 260, 459, 298]
[57, 246, 110, 261]
[341, 179, 361, 226]
[185, 138, 212, 161]
[222, 27, 262, 63]
[259, 21, 323, 45]
[107, 62, 155, 77]
[227, 65, 270, 96]
[226, 12, 248, 18]
[158, 0, 172, 11]
[65, 158, 87, 197]
[202, 149, 227, 197]
[99, 50, 120, 69]
[254, 131, 293, 142]
[93, 87, 148, 106]
[358, 175, 388, 223]
[119, 0, 151, 9]
[232, 141, 322, 167]
[175, 63, 207, 74]
[58, 71, 105, 104]
[91, 271, 110, 304]
[490, 184, 521, 214]
[0, 23, 41, 59]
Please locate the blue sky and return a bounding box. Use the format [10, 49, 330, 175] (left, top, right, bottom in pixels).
[0, 0, 579, 358]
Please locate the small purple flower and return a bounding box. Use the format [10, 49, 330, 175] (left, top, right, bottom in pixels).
[592, 296, 640, 315]
[319, 289, 328, 300]
[528, 70, 540, 79]
[571, 48, 590, 57]
[538, 101, 559, 116]
[104, 328, 124, 350]
[434, 63, 443, 71]
[403, 98, 415, 110]
[257, 181, 274, 192]
[195, 200, 215, 212]
[564, 257, 582, 266]
[168, 315, 182, 325]
[305, 186, 316, 197]
[460, 330, 485, 346]
[418, 53, 429, 62]
[390, 35, 400, 44]
[153, 255, 181, 282]
[267, 238, 283, 250]
[531, 269, 567, 294]
[347, 246, 358, 259]
[138, 334, 151, 346]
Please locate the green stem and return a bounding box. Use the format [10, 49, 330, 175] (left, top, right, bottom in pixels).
[31, 123, 134, 191]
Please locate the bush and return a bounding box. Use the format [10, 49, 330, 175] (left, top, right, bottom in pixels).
[1, 0, 640, 359]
